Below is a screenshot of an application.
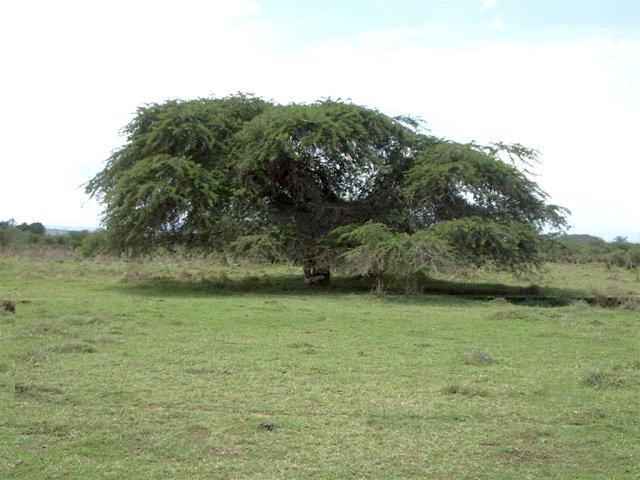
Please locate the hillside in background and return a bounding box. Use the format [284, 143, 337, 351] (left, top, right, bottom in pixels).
[559, 234, 606, 244]
[45, 226, 94, 236]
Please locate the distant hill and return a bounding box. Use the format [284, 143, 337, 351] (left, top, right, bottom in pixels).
[557, 234, 606, 245]
[45, 226, 95, 236]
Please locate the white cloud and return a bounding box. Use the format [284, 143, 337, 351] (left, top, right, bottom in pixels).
[0, 0, 263, 227]
[483, 0, 497, 10]
[360, 27, 423, 44]
[489, 18, 503, 29]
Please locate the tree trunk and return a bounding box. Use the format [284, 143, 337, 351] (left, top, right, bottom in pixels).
[312, 265, 331, 283]
[303, 260, 313, 280]
[303, 260, 331, 284]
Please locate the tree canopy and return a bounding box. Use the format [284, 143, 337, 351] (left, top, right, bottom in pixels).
[86, 94, 568, 279]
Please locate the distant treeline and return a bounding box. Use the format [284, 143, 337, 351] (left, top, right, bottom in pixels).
[543, 234, 640, 269]
[0, 219, 91, 250]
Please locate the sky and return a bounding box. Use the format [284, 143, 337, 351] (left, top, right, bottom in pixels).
[1, 0, 639, 240]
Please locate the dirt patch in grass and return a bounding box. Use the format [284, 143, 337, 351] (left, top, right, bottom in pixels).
[52, 342, 97, 354]
[15, 383, 63, 398]
[201, 444, 248, 459]
[583, 370, 626, 389]
[21, 349, 50, 364]
[488, 309, 530, 321]
[288, 342, 318, 354]
[443, 383, 488, 397]
[92, 335, 124, 344]
[65, 315, 110, 326]
[516, 429, 554, 442]
[565, 408, 607, 426]
[499, 446, 563, 465]
[191, 427, 211, 444]
[22, 421, 72, 438]
[28, 322, 69, 335]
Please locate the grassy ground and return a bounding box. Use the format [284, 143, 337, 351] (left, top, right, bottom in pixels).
[1, 251, 639, 479]
[459, 262, 640, 299]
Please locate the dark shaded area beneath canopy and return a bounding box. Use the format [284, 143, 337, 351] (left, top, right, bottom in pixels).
[103, 272, 627, 308]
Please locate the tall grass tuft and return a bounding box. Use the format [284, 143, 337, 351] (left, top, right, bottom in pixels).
[464, 348, 496, 366]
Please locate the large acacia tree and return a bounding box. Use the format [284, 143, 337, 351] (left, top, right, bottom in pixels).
[87, 94, 567, 280]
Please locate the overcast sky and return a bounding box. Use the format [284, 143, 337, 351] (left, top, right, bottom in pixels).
[2, 0, 639, 240]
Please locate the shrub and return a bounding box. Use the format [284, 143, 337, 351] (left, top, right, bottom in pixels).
[80, 230, 110, 257]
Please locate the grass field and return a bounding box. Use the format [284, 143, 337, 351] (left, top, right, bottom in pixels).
[1, 251, 639, 479]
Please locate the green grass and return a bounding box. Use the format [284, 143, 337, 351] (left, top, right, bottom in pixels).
[457, 261, 640, 298]
[1, 252, 639, 479]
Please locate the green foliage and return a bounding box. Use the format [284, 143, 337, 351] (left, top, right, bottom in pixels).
[86, 94, 272, 255]
[98, 154, 228, 254]
[79, 230, 110, 257]
[64, 230, 92, 250]
[16, 222, 46, 235]
[431, 217, 542, 273]
[0, 219, 91, 250]
[0, 220, 50, 247]
[608, 243, 640, 268]
[87, 94, 568, 275]
[628, 246, 640, 269]
[237, 100, 411, 208]
[228, 233, 287, 263]
[403, 142, 567, 230]
[234, 99, 417, 265]
[335, 222, 454, 290]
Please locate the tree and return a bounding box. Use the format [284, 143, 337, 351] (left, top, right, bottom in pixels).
[86, 94, 568, 281]
[15, 222, 46, 235]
